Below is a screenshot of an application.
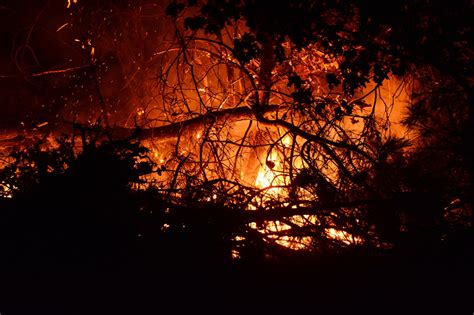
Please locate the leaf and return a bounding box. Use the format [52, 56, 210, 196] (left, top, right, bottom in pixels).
[165, 1, 185, 18]
[265, 160, 275, 169]
[232, 33, 260, 64]
[184, 16, 205, 30]
[326, 73, 341, 89]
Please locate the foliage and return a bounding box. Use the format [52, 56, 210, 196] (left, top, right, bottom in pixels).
[169, 0, 472, 94]
[0, 126, 272, 270]
[157, 0, 474, 252]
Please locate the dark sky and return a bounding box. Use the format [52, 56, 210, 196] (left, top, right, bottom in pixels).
[0, 0, 78, 127]
[1, 0, 172, 128]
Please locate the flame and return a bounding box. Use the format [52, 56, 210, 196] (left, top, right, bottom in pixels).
[254, 134, 296, 193]
[251, 148, 316, 250]
[282, 134, 292, 147]
[254, 150, 283, 195]
[0, 183, 14, 199]
[326, 228, 362, 245]
[0, 4, 413, 254]
[250, 145, 363, 249]
[255, 166, 273, 190]
[66, 0, 78, 9]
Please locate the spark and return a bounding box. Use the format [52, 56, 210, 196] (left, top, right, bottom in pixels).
[231, 249, 240, 259]
[56, 23, 69, 32]
[36, 122, 49, 128]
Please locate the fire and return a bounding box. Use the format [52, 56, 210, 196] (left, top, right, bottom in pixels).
[66, 0, 78, 9]
[326, 228, 362, 245]
[255, 151, 278, 190]
[249, 149, 288, 211]
[250, 144, 315, 250]
[0, 183, 14, 199]
[0, 2, 394, 253]
[249, 138, 363, 249]
[254, 148, 289, 195]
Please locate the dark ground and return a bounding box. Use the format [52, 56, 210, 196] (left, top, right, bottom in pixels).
[1, 248, 473, 314]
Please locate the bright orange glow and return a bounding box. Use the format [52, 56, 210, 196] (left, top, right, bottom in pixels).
[66, 0, 78, 9]
[0, 9, 411, 253]
[0, 183, 14, 199]
[255, 151, 278, 190]
[326, 228, 363, 245]
[248, 142, 363, 249]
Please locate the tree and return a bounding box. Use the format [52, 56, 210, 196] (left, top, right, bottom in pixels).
[152, 0, 472, 251]
[1, 0, 472, 256]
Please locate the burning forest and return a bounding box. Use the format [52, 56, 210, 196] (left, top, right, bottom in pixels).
[0, 0, 473, 313]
